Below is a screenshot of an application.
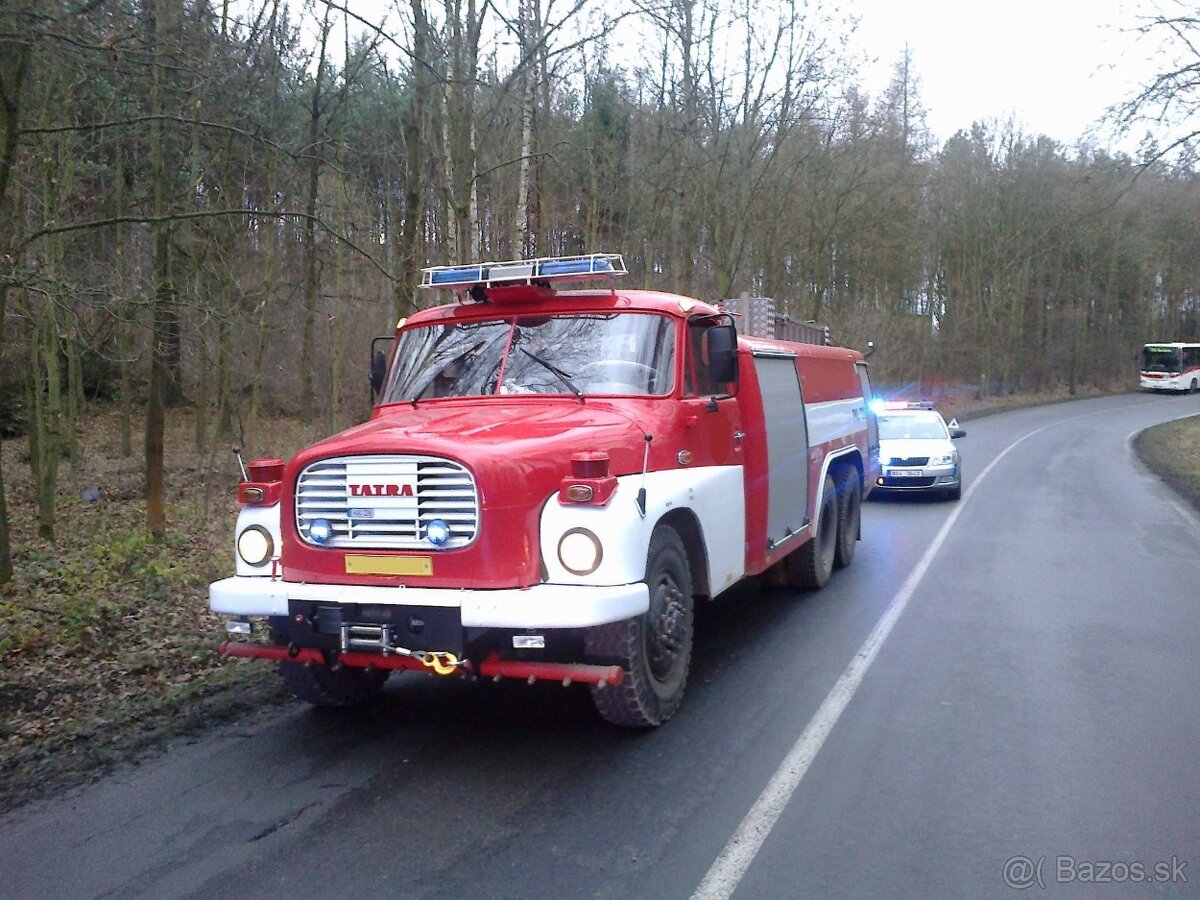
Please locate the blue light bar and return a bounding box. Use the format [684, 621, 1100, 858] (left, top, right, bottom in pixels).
[874, 399, 936, 412]
[420, 253, 627, 291]
[428, 264, 487, 286]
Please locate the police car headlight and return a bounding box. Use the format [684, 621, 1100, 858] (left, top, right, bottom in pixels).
[237, 525, 274, 567]
[558, 528, 603, 576]
[933, 453, 955, 465]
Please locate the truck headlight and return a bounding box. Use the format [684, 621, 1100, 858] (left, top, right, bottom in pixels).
[558, 528, 603, 575]
[237, 525, 274, 567]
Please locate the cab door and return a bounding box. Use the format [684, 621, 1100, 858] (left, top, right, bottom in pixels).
[680, 316, 742, 467]
[855, 361, 881, 485]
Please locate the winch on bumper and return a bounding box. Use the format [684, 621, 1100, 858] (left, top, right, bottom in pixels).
[210, 576, 646, 686]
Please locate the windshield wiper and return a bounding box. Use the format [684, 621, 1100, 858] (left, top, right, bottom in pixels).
[409, 377, 433, 405]
[517, 347, 584, 399]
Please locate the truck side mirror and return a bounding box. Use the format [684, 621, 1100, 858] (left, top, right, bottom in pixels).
[370, 334, 394, 401]
[370, 351, 387, 400]
[369, 333, 398, 400]
[864, 340, 876, 360]
[707, 323, 739, 386]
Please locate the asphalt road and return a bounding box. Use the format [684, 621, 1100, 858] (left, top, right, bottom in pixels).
[2, 394, 1199, 899]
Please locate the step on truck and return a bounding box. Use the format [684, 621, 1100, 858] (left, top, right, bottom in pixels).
[210, 253, 881, 727]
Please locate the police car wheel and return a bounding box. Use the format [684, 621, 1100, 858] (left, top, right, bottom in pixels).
[586, 525, 694, 728]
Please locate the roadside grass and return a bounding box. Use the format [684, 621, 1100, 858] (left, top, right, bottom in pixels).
[0, 406, 325, 812]
[1133, 413, 1200, 513]
[0, 391, 1194, 813]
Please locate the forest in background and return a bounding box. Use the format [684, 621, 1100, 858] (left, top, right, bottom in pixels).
[1, 0, 1199, 581]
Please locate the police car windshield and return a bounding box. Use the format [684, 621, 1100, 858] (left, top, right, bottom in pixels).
[382, 313, 676, 402]
[877, 413, 948, 441]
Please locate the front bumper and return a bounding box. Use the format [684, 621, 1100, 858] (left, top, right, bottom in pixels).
[1140, 377, 1184, 391]
[209, 576, 649, 629]
[875, 463, 960, 492]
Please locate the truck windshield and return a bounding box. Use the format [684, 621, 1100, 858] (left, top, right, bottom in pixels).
[1141, 346, 1181, 373]
[382, 313, 676, 402]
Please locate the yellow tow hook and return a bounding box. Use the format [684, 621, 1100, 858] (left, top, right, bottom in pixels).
[420, 651, 461, 675]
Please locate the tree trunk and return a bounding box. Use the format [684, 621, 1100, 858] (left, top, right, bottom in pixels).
[114, 142, 133, 457]
[441, 2, 459, 265]
[328, 136, 346, 434]
[30, 126, 64, 541]
[395, 0, 429, 320]
[250, 1, 283, 426]
[513, 0, 533, 256]
[190, 113, 210, 451]
[0, 29, 28, 580]
[215, 132, 236, 439]
[0, 34, 31, 581]
[146, 0, 182, 538]
[300, 10, 331, 422]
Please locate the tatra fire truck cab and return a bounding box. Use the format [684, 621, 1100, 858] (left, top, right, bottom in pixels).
[210, 254, 880, 727]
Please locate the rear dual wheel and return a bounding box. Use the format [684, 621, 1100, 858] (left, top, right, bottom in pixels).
[787, 474, 838, 590]
[833, 468, 861, 569]
[787, 467, 861, 589]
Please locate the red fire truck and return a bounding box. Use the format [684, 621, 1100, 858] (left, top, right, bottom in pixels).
[210, 254, 880, 727]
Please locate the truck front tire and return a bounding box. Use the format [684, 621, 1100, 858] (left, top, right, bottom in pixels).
[586, 525, 694, 728]
[279, 660, 391, 708]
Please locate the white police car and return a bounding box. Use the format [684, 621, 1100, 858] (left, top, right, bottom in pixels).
[871, 401, 965, 501]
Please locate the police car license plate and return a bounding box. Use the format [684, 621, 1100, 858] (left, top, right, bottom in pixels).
[891, 469, 922, 478]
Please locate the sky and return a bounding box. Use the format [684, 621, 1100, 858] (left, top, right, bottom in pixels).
[330, 0, 1166, 152]
[846, 0, 1159, 148]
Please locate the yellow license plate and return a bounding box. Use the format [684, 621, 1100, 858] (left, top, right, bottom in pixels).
[344, 555, 432, 576]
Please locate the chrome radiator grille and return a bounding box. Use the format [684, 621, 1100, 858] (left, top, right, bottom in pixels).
[295, 455, 478, 549]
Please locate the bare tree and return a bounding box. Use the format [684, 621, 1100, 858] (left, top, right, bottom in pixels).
[0, 0, 32, 583]
[392, 0, 434, 320]
[438, 0, 485, 264]
[1109, 0, 1200, 166]
[146, 0, 185, 538]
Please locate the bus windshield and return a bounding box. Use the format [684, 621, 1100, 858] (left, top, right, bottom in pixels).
[382, 313, 676, 402]
[1141, 346, 1182, 374]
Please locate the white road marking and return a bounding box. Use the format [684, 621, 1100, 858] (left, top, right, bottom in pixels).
[692, 400, 1162, 900]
